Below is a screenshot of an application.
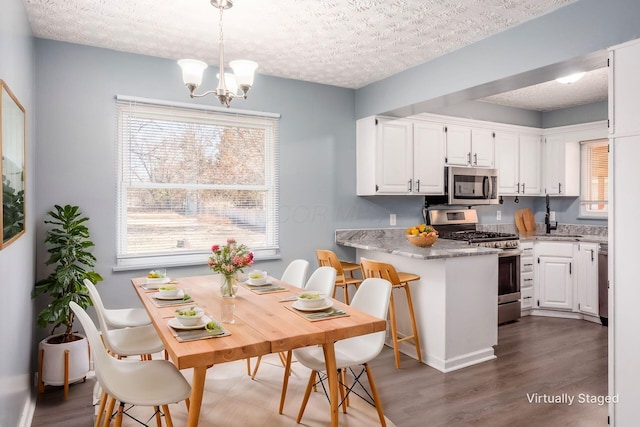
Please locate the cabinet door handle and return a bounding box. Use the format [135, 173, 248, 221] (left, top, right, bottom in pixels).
[569, 262, 572, 275]
[591, 249, 594, 262]
[416, 179, 420, 192]
[408, 179, 412, 192]
[517, 182, 520, 193]
[473, 153, 478, 165]
[522, 183, 525, 194]
[558, 182, 562, 194]
[467, 152, 471, 164]
[524, 263, 533, 267]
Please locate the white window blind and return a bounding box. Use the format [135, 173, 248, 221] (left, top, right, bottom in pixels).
[580, 138, 608, 218]
[116, 96, 279, 269]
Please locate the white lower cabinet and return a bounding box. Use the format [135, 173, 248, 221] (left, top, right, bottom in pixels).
[530, 240, 600, 322]
[576, 243, 599, 316]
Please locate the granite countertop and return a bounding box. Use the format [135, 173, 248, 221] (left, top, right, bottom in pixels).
[520, 234, 607, 244]
[335, 228, 501, 260]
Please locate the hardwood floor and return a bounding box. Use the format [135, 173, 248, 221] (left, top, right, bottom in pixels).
[32, 316, 607, 426]
[369, 315, 608, 427]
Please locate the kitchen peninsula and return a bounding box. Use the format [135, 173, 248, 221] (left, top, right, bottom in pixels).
[336, 228, 500, 372]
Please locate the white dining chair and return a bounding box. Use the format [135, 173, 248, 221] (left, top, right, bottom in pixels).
[69, 302, 191, 427]
[292, 277, 391, 425]
[276, 266, 337, 412]
[82, 278, 151, 328]
[84, 279, 167, 426]
[280, 259, 310, 288]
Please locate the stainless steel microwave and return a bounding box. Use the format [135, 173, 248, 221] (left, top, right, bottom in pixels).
[447, 167, 499, 205]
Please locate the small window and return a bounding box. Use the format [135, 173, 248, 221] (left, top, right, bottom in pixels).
[580, 138, 608, 218]
[116, 97, 280, 269]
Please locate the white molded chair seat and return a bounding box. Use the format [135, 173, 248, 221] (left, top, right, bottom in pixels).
[104, 307, 151, 329]
[81, 279, 150, 328]
[292, 278, 391, 425]
[70, 302, 190, 426]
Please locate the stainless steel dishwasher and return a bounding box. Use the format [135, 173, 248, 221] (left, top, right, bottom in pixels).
[598, 243, 608, 326]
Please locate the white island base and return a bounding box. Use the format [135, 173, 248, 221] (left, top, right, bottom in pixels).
[356, 249, 498, 373]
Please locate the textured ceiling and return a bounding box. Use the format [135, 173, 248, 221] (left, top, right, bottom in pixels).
[479, 67, 608, 112]
[24, 0, 578, 90]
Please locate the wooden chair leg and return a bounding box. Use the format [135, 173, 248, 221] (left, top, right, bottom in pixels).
[277, 351, 287, 367]
[278, 350, 293, 414]
[103, 395, 116, 427]
[296, 370, 317, 423]
[388, 291, 401, 369]
[95, 391, 107, 427]
[341, 369, 350, 407]
[364, 363, 386, 427]
[403, 284, 422, 362]
[246, 358, 251, 375]
[154, 405, 162, 427]
[162, 405, 174, 427]
[115, 402, 125, 427]
[343, 284, 350, 305]
[184, 398, 190, 412]
[251, 355, 263, 379]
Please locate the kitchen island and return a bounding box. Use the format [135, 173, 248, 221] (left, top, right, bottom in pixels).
[336, 228, 501, 372]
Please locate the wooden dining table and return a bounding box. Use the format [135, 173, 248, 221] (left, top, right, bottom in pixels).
[131, 274, 387, 427]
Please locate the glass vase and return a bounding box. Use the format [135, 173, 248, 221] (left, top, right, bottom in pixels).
[220, 273, 238, 298]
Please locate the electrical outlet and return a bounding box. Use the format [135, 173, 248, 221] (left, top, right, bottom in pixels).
[496, 210, 502, 220]
[390, 214, 396, 226]
[550, 211, 556, 221]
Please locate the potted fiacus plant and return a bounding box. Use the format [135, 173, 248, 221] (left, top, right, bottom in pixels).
[33, 204, 103, 397]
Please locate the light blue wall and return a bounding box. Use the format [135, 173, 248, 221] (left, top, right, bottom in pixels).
[0, 0, 36, 424]
[542, 100, 608, 128]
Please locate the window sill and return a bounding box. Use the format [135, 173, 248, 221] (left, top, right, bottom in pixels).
[113, 249, 281, 272]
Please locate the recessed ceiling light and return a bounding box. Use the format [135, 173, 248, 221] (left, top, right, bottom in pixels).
[556, 72, 586, 84]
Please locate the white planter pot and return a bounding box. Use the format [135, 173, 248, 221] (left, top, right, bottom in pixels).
[39, 333, 90, 386]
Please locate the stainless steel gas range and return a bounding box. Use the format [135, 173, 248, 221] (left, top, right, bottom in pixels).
[427, 208, 522, 325]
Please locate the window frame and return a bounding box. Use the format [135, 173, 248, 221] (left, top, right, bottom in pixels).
[115, 96, 280, 270]
[579, 138, 609, 220]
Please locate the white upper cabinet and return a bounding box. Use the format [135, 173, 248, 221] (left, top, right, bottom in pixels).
[519, 134, 542, 195]
[413, 121, 446, 194]
[543, 134, 580, 196]
[494, 132, 541, 196]
[445, 125, 494, 167]
[356, 116, 445, 195]
[444, 125, 472, 166]
[471, 128, 495, 167]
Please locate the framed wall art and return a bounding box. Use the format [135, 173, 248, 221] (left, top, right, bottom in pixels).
[1, 80, 26, 249]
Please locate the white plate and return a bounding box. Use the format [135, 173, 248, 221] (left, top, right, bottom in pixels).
[153, 291, 185, 300]
[246, 279, 271, 287]
[167, 315, 211, 330]
[292, 300, 333, 312]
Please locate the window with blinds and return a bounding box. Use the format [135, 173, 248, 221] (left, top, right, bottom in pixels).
[580, 138, 608, 218]
[116, 97, 279, 268]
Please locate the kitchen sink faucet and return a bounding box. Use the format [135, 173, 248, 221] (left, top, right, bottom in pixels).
[545, 194, 558, 234]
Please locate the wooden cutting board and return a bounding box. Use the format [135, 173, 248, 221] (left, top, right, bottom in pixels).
[514, 209, 527, 235]
[522, 208, 536, 235]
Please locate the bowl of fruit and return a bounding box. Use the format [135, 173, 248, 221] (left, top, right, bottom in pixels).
[406, 224, 438, 247]
[246, 270, 267, 286]
[158, 284, 179, 298]
[146, 269, 169, 287]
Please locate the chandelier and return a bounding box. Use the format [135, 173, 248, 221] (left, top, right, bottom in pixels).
[178, 0, 258, 107]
